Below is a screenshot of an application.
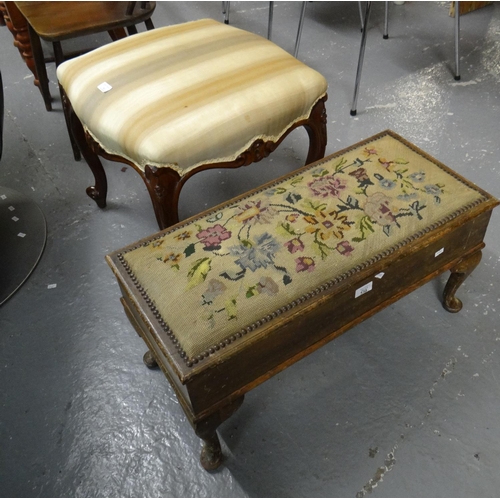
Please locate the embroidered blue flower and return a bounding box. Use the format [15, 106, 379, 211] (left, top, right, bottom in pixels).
[424, 184, 442, 195]
[379, 178, 397, 190]
[230, 233, 281, 272]
[408, 171, 426, 182]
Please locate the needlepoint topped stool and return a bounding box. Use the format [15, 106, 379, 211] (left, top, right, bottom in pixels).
[57, 18, 328, 229]
[107, 130, 498, 470]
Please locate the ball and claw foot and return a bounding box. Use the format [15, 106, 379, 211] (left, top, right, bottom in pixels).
[143, 350, 158, 369]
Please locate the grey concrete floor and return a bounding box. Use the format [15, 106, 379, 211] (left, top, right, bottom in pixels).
[1, 1, 500, 497]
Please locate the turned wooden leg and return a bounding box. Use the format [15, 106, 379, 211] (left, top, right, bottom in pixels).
[143, 350, 158, 369]
[68, 102, 108, 208]
[443, 249, 483, 313]
[194, 396, 244, 471]
[304, 95, 328, 165]
[144, 165, 183, 230]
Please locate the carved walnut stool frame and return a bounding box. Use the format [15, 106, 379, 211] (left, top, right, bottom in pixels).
[67, 94, 327, 230]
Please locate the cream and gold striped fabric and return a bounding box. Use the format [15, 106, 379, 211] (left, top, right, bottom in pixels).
[57, 19, 328, 175]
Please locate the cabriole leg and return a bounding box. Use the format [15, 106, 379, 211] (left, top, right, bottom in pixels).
[443, 249, 482, 313]
[68, 104, 108, 208]
[194, 396, 244, 471]
[304, 95, 327, 164]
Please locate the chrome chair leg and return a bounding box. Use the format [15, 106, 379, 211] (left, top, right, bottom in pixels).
[293, 1, 307, 58]
[454, 0, 461, 80]
[358, 1, 364, 31]
[222, 1, 230, 24]
[383, 0, 389, 39]
[268, 1, 274, 40]
[350, 1, 372, 116]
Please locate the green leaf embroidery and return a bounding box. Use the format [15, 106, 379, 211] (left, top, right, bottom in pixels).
[184, 243, 196, 257]
[206, 212, 223, 223]
[225, 298, 237, 320]
[187, 258, 211, 289]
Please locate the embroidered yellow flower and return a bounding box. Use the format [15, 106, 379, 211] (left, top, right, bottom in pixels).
[304, 210, 352, 241]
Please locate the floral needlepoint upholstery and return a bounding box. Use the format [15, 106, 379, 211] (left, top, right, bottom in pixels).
[122, 131, 485, 362]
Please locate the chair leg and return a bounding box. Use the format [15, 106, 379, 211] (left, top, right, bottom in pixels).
[143, 165, 183, 230]
[144, 18, 154, 30]
[68, 103, 108, 209]
[304, 96, 328, 164]
[222, 1, 230, 24]
[358, 1, 364, 31]
[293, 1, 307, 58]
[454, 0, 460, 80]
[350, 1, 372, 116]
[193, 396, 244, 471]
[383, 0, 389, 39]
[268, 1, 274, 40]
[53, 41, 81, 161]
[26, 25, 52, 111]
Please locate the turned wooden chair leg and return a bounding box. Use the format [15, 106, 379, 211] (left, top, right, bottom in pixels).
[193, 396, 244, 471]
[144, 165, 183, 230]
[69, 104, 108, 208]
[304, 96, 328, 165]
[443, 248, 483, 313]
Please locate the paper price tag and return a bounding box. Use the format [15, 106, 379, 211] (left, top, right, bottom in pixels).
[97, 82, 113, 93]
[435, 247, 445, 257]
[355, 281, 373, 298]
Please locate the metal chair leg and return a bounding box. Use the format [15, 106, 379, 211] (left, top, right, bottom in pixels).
[222, 1, 230, 24]
[350, 1, 372, 116]
[268, 1, 274, 40]
[454, 0, 460, 80]
[383, 0, 389, 39]
[293, 1, 307, 58]
[358, 1, 364, 31]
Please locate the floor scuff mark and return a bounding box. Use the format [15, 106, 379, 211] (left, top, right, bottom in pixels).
[356, 445, 397, 498]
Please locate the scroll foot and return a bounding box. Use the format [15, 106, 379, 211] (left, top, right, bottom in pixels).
[443, 249, 482, 313]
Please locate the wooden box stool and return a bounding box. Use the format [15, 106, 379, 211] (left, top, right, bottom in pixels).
[107, 131, 498, 470]
[56, 18, 328, 229]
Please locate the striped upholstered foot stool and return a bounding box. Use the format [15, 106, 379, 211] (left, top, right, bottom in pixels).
[106, 130, 498, 470]
[56, 18, 328, 230]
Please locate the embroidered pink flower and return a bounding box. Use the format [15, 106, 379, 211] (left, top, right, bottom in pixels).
[364, 147, 378, 156]
[202, 279, 227, 304]
[307, 175, 347, 199]
[364, 192, 397, 226]
[256, 276, 279, 296]
[349, 167, 370, 182]
[295, 256, 315, 273]
[196, 224, 231, 249]
[336, 241, 354, 256]
[284, 237, 305, 254]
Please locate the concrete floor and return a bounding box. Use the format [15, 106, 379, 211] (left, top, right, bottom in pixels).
[1, 1, 500, 497]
